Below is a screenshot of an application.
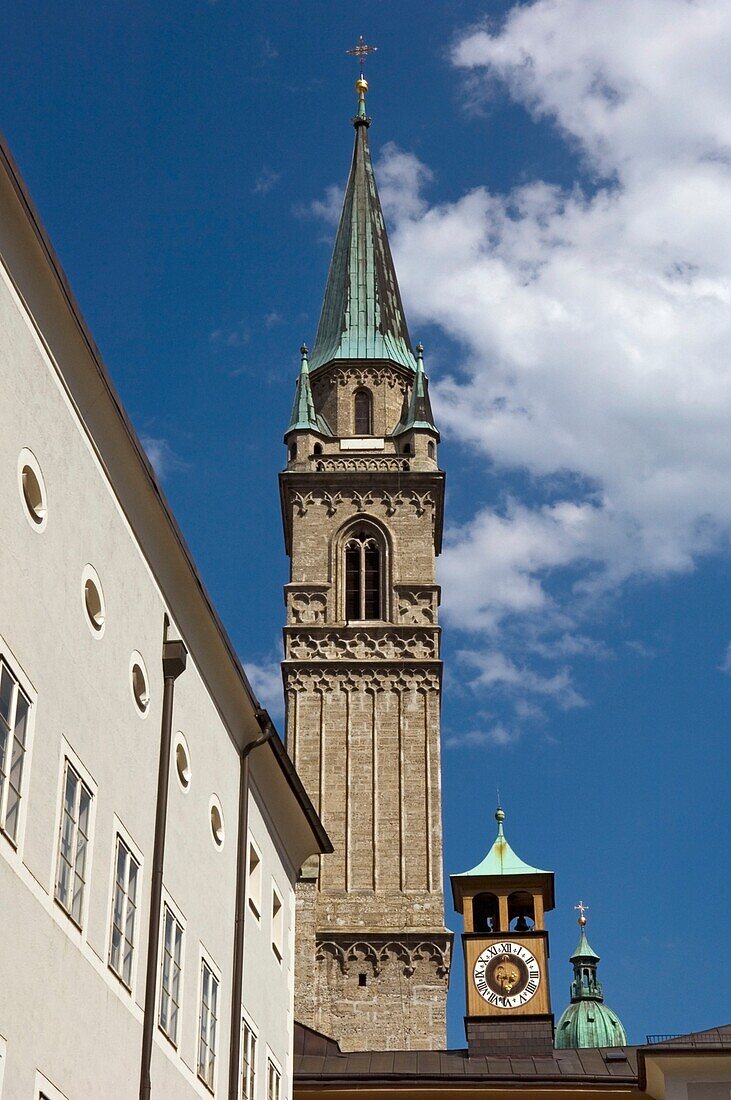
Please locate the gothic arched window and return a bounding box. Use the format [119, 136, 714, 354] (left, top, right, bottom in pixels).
[354, 389, 373, 435]
[345, 529, 382, 620]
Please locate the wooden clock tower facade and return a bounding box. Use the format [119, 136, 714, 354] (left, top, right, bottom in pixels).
[451, 808, 556, 1056]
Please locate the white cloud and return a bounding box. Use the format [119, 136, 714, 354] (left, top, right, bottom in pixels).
[209, 323, 250, 348]
[246, 657, 284, 722]
[719, 643, 731, 675]
[253, 167, 281, 196]
[140, 435, 188, 481]
[309, 4, 731, 738]
[306, 184, 344, 227]
[381, 1, 731, 658]
[459, 649, 586, 710]
[445, 723, 517, 749]
[376, 142, 433, 222]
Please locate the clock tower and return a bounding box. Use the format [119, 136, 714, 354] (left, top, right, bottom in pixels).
[451, 808, 555, 1056]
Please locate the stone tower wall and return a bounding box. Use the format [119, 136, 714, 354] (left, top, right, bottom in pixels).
[281, 361, 451, 1051]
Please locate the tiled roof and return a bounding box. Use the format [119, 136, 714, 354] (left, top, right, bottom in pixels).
[645, 1024, 731, 1049]
[293, 1025, 638, 1085]
[294, 1022, 731, 1087]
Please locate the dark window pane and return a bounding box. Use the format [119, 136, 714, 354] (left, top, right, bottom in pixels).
[363, 546, 380, 619]
[354, 390, 372, 435]
[14, 692, 29, 746]
[345, 544, 361, 619]
[0, 666, 12, 726]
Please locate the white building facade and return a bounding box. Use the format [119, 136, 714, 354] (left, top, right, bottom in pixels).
[0, 135, 330, 1099]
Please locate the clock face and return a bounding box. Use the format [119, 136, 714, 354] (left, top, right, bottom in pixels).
[473, 941, 541, 1010]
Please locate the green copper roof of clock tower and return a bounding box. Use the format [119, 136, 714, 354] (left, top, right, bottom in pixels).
[455, 807, 552, 879]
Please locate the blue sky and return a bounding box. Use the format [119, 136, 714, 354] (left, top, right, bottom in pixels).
[6, 0, 731, 1046]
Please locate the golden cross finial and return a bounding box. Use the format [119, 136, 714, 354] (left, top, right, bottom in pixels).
[347, 35, 378, 76]
[575, 900, 589, 926]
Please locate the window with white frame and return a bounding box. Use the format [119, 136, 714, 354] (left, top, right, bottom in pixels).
[109, 835, 139, 988]
[54, 760, 93, 926]
[267, 1058, 281, 1100]
[271, 887, 283, 962]
[247, 839, 261, 919]
[241, 1019, 257, 1100]
[159, 904, 183, 1045]
[0, 657, 30, 846]
[197, 958, 219, 1090]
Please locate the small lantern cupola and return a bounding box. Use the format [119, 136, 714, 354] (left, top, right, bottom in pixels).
[451, 807, 555, 1057]
[555, 904, 628, 1049]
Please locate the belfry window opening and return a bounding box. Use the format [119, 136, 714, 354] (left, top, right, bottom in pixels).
[354, 389, 373, 435]
[345, 530, 382, 621]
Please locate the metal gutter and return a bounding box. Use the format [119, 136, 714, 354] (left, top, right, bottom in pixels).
[139, 631, 188, 1100]
[293, 1077, 638, 1090]
[228, 708, 274, 1100]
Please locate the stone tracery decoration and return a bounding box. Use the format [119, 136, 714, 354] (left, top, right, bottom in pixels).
[288, 589, 328, 624]
[329, 364, 409, 393]
[316, 937, 451, 980]
[283, 665, 440, 694]
[315, 456, 409, 473]
[292, 487, 434, 520]
[285, 629, 438, 661]
[396, 588, 437, 625]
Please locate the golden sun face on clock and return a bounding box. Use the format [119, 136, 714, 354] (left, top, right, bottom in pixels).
[473, 941, 541, 1009]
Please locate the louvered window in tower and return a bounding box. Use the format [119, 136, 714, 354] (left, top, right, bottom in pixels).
[345, 532, 381, 620]
[354, 389, 373, 435]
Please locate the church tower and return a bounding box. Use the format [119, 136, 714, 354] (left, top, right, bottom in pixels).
[280, 73, 451, 1051]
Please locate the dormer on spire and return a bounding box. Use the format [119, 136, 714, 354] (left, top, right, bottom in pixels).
[285, 344, 332, 437]
[309, 69, 417, 372]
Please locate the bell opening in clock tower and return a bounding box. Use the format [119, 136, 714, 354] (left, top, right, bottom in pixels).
[279, 73, 452, 1052]
[451, 807, 556, 1057]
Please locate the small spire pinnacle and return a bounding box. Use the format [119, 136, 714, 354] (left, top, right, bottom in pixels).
[575, 900, 589, 927]
[347, 36, 377, 127]
[285, 342, 332, 438]
[392, 341, 439, 436]
[495, 805, 505, 837]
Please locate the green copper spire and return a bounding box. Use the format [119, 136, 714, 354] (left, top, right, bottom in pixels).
[455, 807, 552, 879]
[393, 343, 439, 436]
[555, 906, 628, 1049]
[309, 76, 417, 372]
[285, 344, 333, 436]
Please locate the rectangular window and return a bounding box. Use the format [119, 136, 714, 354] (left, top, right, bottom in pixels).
[271, 887, 283, 962]
[159, 905, 183, 1045]
[0, 657, 30, 846]
[267, 1060, 281, 1100]
[248, 840, 261, 919]
[109, 836, 139, 988]
[197, 959, 219, 1090]
[54, 760, 92, 926]
[241, 1020, 257, 1100]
